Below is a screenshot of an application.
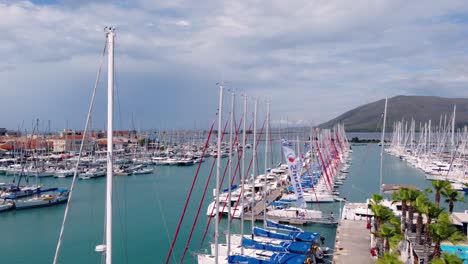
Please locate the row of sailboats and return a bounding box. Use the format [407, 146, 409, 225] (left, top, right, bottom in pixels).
[195, 83, 351, 263]
[47, 28, 352, 264]
[386, 105, 468, 189]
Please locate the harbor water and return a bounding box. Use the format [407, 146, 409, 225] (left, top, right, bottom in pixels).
[1, 142, 467, 263]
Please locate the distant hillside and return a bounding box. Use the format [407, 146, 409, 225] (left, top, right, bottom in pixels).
[319, 95, 468, 132]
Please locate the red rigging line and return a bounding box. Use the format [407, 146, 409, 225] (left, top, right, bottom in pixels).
[165, 120, 215, 264]
[201, 118, 264, 246]
[229, 120, 254, 224]
[216, 118, 244, 225]
[215, 117, 243, 225]
[302, 162, 321, 209]
[315, 140, 333, 193]
[179, 117, 243, 263]
[165, 118, 226, 264]
[226, 118, 265, 225]
[199, 118, 243, 249]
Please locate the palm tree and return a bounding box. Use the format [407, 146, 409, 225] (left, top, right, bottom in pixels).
[432, 180, 451, 206]
[393, 187, 409, 234]
[371, 204, 394, 231]
[406, 189, 421, 233]
[430, 252, 464, 264]
[376, 253, 404, 264]
[371, 193, 384, 207]
[371, 204, 394, 256]
[415, 194, 427, 245]
[423, 202, 444, 247]
[373, 224, 398, 253]
[441, 187, 464, 213]
[429, 212, 465, 259]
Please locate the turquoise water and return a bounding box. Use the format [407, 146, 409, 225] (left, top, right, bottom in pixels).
[440, 244, 468, 263]
[0, 143, 467, 263]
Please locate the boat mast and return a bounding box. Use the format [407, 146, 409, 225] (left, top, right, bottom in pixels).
[214, 83, 223, 264]
[226, 91, 234, 255]
[104, 27, 115, 264]
[263, 101, 270, 226]
[240, 94, 247, 255]
[251, 99, 257, 233]
[452, 105, 456, 147]
[379, 97, 388, 195]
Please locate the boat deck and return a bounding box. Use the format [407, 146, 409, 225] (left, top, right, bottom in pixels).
[242, 187, 338, 225]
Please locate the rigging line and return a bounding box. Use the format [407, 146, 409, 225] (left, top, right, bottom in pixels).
[53, 39, 107, 264]
[165, 119, 217, 264]
[113, 47, 129, 264]
[220, 118, 255, 227]
[151, 174, 177, 264]
[215, 116, 244, 226]
[114, 175, 129, 264]
[198, 120, 230, 249]
[197, 117, 249, 250]
[179, 120, 217, 263]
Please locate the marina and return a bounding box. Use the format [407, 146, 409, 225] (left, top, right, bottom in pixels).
[2, 2, 468, 263]
[1, 136, 466, 263]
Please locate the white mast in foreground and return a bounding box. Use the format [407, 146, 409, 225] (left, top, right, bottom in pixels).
[95, 26, 115, 264]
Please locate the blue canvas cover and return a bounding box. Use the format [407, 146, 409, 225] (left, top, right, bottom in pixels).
[290, 231, 319, 242]
[242, 237, 286, 252]
[270, 253, 308, 264]
[228, 255, 271, 264]
[266, 220, 303, 232]
[280, 241, 313, 254]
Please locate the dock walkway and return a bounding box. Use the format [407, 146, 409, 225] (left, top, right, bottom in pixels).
[333, 204, 374, 264]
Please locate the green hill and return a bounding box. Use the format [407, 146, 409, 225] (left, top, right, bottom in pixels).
[319, 95, 468, 132]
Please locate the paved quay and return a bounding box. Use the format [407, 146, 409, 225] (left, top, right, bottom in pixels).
[333, 203, 374, 264]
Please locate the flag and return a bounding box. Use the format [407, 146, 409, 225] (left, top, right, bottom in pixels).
[281, 139, 306, 209]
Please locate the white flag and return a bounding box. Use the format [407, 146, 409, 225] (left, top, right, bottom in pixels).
[281, 140, 306, 209]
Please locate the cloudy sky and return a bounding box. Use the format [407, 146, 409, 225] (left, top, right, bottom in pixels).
[2, 0, 468, 131]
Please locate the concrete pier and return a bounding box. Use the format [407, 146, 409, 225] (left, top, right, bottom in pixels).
[333, 203, 374, 264]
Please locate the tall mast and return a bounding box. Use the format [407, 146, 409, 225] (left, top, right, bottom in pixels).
[105, 27, 115, 264]
[226, 91, 234, 255]
[240, 94, 247, 255]
[452, 105, 456, 147]
[251, 99, 258, 233]
[379, 97, 388, 195]
[214, 84, 223, 264]
[263, 101, 270, 226]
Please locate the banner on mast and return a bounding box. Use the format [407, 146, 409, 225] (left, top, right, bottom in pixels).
[281, 139, 306, 209]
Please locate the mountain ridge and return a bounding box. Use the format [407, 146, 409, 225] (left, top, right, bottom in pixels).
[318, 95, 468, 132]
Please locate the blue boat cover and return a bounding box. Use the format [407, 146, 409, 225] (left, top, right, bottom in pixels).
[268, 201, 290, 207]
[228, 255, 271, 264]
[266, 220, 303, 232]
[253, 227, 290, 240]
[223, 184, 238, 193]
[39, 187, 58, 193]
[280, 241, 313, 254]
[242, 237, 312, 255]
[242, 237, 286, 252]
[228, 253, 307, 264]
[290, 231, 319, 242]
[270, 253, 308, 264]
[253, 227, 320, 243]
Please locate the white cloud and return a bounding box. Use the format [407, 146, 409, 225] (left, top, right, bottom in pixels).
[2, 0, 468, 129]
